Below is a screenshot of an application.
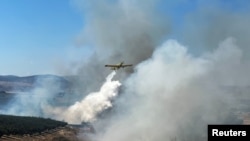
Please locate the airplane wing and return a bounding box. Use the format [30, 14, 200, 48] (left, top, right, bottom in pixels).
[105, 63, 133, 70]
[121, 64, 133, 67]
[105, 65, 119, 67]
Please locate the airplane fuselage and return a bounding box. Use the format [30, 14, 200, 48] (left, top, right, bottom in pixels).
[116, 62, 124, 69]
[105, 61, 132, 70]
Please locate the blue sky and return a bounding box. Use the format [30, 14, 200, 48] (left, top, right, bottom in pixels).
[0, 0, 89, 76]
[0, 0, 249, 76]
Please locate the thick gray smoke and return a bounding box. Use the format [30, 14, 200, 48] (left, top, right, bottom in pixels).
[70, 0, 250, 96]
[1, 1, 250, 141]
[94, 38, 250, 141]
[74, 0, 169, 62]
[69, 1, 250, 140]
[68, 0, 170, 97]
[179, 0, 250, 54]
[69, 0, 250, 141]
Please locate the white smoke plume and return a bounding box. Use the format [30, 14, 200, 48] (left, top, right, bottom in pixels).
[93, 38, 250, 141]
[45, 71, 121, 124]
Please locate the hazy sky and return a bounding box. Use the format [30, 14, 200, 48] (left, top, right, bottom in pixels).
[0, 0, 249, 76]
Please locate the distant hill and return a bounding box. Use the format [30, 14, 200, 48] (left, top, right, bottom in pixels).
[0, 75, 71, 92]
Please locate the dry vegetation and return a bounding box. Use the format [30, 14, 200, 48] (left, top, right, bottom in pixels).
[0, 126, 80, 141]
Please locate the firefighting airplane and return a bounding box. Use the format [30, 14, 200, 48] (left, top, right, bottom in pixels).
[105, 61, 133, 70]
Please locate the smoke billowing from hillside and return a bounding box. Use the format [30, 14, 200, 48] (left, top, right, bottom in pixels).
[1, 0, 250, 141]
[0, 77, 63, 116]
[0, 71, 121, 125]
[68, 3, 250, 140]
[94, 38, 250, 141]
